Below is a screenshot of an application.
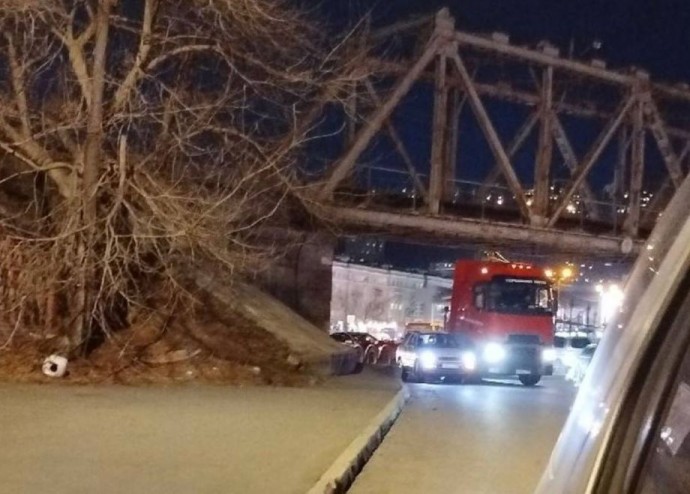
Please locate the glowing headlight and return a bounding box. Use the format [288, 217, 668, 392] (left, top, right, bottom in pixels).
[542, 348, 557, 362]
[419, 351, 437, 369]
[483, 343, 506, 363]
[461, 351, 477, 371]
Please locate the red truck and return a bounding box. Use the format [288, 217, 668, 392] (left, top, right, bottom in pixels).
[447, 259, 556, 386]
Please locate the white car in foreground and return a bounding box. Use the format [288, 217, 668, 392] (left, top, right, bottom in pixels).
[397, 332, 476, 383]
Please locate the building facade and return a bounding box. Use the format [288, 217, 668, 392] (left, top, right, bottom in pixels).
[330, 261, 452, 339]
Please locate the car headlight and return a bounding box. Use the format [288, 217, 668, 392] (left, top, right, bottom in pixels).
[483, 343, 506, 363]
[419, 351, 437, 369]
[461, 351, 477, 371]
[542, 347, 557, 362]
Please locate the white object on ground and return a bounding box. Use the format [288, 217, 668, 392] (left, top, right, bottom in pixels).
[42, 355, 68, 377]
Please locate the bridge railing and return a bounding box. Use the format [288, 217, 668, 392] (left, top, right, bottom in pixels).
[346, 165, 663, 236]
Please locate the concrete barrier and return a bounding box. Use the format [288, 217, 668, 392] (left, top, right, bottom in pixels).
[307, 386, 409, 494]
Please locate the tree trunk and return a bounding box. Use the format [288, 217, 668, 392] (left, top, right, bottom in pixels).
[74, 0, 113, 351]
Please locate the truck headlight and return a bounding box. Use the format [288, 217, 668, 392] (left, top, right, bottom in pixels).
[542, 348, 556, 362]
[484, 343, 506, 364]
[461, 351, 477, 371]
[419, 351, 437, 369]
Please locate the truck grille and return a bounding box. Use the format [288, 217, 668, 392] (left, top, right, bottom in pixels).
[509, 345, 538, 367]
[507, 334, 541, 345]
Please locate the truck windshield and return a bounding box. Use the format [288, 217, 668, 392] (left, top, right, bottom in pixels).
[485, 278, 552, 315]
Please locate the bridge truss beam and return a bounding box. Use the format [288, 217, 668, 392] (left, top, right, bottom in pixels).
[317, 8, 690, 245]
[325, 206, 639, 257]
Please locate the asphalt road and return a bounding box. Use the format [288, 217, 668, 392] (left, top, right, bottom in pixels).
[350, 376, 576, 494]
[0, 373, 399, 494]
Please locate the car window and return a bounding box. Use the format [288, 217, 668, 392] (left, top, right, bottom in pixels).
[418, 333, 459, 348]
[332, 333, 351, 343]
[639, 342, 690, 494]
[571, 337, 591, 349]
[533, 157, 690, 494]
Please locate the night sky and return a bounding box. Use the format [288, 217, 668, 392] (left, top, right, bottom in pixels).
[327, 0, 690, 82]
[320, 1, 689, 270]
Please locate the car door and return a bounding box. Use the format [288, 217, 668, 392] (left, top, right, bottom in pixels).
[400, 333, 416, 367]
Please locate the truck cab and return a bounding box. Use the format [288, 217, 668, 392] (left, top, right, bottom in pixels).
[448, 260, 556, 386]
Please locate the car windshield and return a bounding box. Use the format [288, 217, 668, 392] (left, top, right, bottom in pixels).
[418, 334, 459, 348]
[485, 277, 552, 315]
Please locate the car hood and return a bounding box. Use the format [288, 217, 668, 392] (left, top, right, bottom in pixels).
[417, 347, 466, 358]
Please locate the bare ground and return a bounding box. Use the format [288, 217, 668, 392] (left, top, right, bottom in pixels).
[0, 293, 314, 386]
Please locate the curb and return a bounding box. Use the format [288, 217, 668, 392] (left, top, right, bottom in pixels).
[306, 386, 409, 494]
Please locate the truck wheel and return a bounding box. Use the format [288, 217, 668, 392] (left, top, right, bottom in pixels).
[519, 374, 541, 386]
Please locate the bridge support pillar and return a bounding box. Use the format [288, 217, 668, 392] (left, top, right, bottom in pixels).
[253, 231, 335, 330]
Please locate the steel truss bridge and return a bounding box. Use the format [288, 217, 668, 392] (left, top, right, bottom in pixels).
[309, 8, 690, 257]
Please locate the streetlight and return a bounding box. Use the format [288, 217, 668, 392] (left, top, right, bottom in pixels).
[599, 283, 624, 328]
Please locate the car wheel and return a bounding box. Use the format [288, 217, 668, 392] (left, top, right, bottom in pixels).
[353, 361, 364, 374]
[365, 349, 378, 365]
[401, 367, 410, 382]
[378, 348, 393, 367]
[519, 374, 541, 386]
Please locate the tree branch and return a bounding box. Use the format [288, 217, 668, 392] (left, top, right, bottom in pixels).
[5, 36, 32, 138]
[112, 0, 157, 113]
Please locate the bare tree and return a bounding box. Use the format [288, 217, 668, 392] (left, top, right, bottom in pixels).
[0, 0, 362, 353]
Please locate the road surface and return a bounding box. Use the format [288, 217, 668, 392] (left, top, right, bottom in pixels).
[350, 376, 576, 494]
[0, 370, 399, 494]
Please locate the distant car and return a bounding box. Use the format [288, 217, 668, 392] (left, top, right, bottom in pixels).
[565, 343, 597, 386]
[347, 332, 398, 366]
[330, 332, 365, 373]
[396, 331, 476, 383]
[553, 335, 594, 375]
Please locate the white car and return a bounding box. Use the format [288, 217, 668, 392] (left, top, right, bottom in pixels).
[397, 331, 476, 383]
[535, 175, 690, 493]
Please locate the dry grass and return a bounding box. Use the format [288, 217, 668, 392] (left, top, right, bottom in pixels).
[0, 298, 313, 386]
